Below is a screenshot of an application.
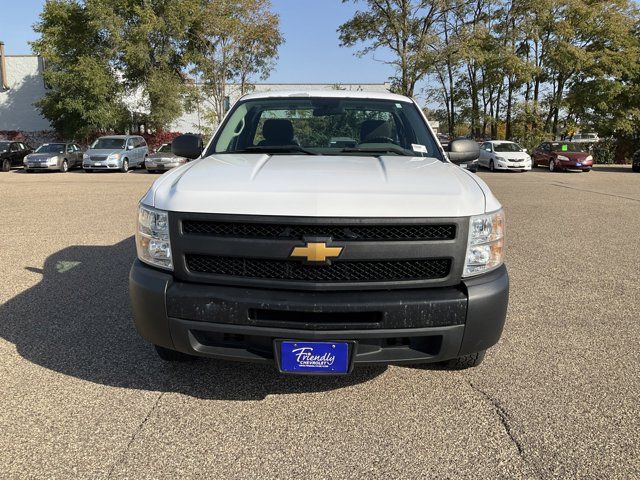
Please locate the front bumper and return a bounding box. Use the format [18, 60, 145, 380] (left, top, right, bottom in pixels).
[83, 160, 122, 170]
[496, 161, 531, 171]
[24, 163, 60, 170]
[145, 161, 182, 170]
[130, 260, 509, 367]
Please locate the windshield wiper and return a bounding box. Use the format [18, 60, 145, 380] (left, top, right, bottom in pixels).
[341, 145, 414, 156]
[231, 145, 320, 155]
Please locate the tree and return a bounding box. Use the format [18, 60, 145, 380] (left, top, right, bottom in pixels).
[31, 0, 128, 139]
[338, 0, 452, 97]
[188, 0, 283, 128]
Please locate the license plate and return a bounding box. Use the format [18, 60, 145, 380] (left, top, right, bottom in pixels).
[576, 163, 582, 166]
[279, 341, 351, 374]
[94, 162, 104, 166]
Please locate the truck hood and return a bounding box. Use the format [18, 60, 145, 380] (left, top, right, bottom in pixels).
[145, 154, 500, 217]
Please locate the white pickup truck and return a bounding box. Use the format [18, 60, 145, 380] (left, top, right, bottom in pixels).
[130, 91, 508, 374]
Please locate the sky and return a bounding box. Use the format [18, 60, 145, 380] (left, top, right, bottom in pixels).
[0, 0, 395, 84]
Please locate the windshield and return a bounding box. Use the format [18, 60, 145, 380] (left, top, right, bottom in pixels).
[36, 144, 66, 154]
[494, 142, 524, 153]
[91, 138, 126, 150]
[208, 97, 442, 158]
[550, 142, 587, 152]
[157, 144, 172, 153]
[0, 142, 10, 152]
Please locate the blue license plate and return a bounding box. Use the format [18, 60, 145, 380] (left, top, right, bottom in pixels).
[279, 341, 350, 374]
[576, 163, 582, 166]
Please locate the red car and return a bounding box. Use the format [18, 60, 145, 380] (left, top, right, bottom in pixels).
[532, 142, 593, 172]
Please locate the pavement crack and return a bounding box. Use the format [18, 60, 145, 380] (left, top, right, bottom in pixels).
[551, 182, 640, 203]
[469, 381, 524, 457]
[107, 392, 164, 478]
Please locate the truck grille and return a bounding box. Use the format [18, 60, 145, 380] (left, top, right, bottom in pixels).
[186, 255, 451, 283]
[182, 220, 455, 242]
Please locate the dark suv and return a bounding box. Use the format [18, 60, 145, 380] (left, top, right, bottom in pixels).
[633, 149, 640, 172]
[0, 141, 32, 172]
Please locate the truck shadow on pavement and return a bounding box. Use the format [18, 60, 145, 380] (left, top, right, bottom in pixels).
[1, 238, 384, 400]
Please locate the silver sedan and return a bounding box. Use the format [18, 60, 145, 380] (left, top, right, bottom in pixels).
[24, 142, 84, 173]
[145, 143, 187, 173]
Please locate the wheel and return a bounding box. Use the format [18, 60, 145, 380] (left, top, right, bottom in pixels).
[489, 160, 495, 172]
[154, 345, 196, 362]
[121, 159, 129, 173]
[1, 159, 10, 172]
[549, 159, 556, 172]
[25, 169, 33, 173]
[441, 350, 486, 370]
[148, 169, 156, 174]
[85, 169, 93, 173]
[583, 168, 591, 172]
[60, 159, 68, 173]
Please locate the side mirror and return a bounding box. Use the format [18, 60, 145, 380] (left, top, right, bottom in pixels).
[172, 134, 203, 159]
[446, 139, 480, 164]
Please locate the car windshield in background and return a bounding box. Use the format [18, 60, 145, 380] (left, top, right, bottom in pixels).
[550, 142, 586, 152]
[494, 142, 524, 153]
[92, 138, 126, 149]
[36, 144, 65, 154]
[0, 142, 10, 152]
[209, 97, 442, 159]
[158, 144, 172, 153]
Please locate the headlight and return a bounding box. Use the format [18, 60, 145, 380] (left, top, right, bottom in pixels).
[83, 154, 89, 160]
[557, 155, 569, 161]
[136, 204, 172, 270]
[463, 209, 505, 277]
[585, 155, 593, 162]
[108, 153, 121, 161]
[495, 156, 506, 162]
[48, 157, 58, 164]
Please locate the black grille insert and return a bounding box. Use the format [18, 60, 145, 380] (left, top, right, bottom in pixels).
[186, 255, 451, 283]
[182, 221, 456, 242]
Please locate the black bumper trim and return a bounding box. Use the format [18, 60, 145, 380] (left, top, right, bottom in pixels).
[129, 260, 509, 365]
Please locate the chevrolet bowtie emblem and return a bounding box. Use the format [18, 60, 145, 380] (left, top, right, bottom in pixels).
[290, 242, 344, 263]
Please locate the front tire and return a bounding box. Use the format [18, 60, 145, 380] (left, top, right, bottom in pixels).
[154, 345, 196, 362]
[1, 159, 10, 172]
[60, 160, 69, 173]
[121, 159, 129, 173]
[25, 169, 33, 173]
[85, 169, 93, 173]
[489, 160, 495, 172]
[549, 159, 556, 172]
[441, 350, 486, 370]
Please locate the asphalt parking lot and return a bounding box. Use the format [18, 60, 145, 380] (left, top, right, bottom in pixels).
[0, 166, 638, 479]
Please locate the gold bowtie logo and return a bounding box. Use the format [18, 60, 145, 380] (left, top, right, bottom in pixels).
[290, 242, 343, 263]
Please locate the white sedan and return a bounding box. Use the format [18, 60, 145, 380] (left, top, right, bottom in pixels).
[478, 141, 532, 172]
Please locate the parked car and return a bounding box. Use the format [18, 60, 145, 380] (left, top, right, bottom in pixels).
[23, 142, 84, 173]
[83, 135, 148, 172]
[0, 141, 32, 172]
[130, 90, 508, 373]
[632, 149, 640, 172]
[532, 142, 593, 172]
[479, 141, 532, 172]
[145, 143, 188, 173]
[570, 132, 600, 143]
[449, 137, 477, 172]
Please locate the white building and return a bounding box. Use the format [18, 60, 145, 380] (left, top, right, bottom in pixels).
[0, 48, 391, 135]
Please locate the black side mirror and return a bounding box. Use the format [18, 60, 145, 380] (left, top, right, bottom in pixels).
[172, 134, 204, 159]
[446, 139, 480, 164]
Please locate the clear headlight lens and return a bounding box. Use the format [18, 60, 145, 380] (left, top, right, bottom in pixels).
[83, 153, 89, 160]
[557, 155, 569, 161]
[585, 155, 593, 162]
[49, 157, 58, 164]
[495, 156, 506, 162]
[108, 153, 121, 161]
[463, 209, 505, 277]
[136, 204, 172, 270]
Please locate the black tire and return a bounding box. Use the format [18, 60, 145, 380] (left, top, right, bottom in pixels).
[632, 164, 640, 172]
[25, 169, 33, 173]
[60, 159, 69, 173]
[489, 160, 495, 172]
[121, 159, 129, 173]
[441, 350, 486, 370]
[154, 345, 196, 362]
[148, 169, 156, 174]
[85, 169, 93, 173]
[1, 159, 10, 172]
[583, 168, 591, 172]
[549, 159, 556, 172]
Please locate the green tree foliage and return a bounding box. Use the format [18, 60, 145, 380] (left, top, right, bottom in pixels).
[340, 0, 640, 161]
[31, 0, 282, 138]
[31, 0, 128, 139]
